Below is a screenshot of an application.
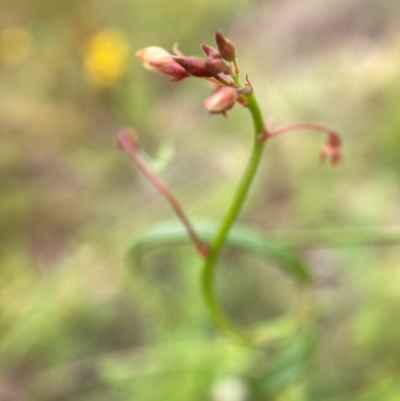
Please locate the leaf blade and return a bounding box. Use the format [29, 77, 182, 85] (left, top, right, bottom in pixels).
[129, 219, 312, 283]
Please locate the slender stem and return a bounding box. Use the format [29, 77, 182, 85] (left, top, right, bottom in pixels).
[116, 130, 209, 257]
[200, 92, 266, 343]
[261, 121, 342, 165]
[267, 122, 338, 137]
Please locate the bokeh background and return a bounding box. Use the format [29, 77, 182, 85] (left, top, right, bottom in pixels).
[1, 0, 400, 399]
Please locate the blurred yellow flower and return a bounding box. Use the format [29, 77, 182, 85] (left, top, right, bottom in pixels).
[0, 26, 33, 65]
[84, 29, 129, 87]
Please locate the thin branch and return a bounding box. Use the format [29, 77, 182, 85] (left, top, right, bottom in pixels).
[264, 121, 339, 138]
[260, 121, 342, 165]
[116, 129, 209, 257]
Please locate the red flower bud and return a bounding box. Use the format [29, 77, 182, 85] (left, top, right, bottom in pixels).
[172, 56, 212, 78]
[215, 30, 236, 62]
[203, 86, 238, 115]
[205, 56, 231, 75]
[320, 133, 342, 166]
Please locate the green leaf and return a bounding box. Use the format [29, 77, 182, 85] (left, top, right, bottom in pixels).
[129, 219, 312, 283]
[249, 329, 316, 398]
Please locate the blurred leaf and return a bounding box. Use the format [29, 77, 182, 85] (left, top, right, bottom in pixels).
[249, 329, 316, 399]
[129, 219, 312, 283]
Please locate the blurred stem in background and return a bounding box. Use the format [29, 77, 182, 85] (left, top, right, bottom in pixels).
[269, 226, 400, 248]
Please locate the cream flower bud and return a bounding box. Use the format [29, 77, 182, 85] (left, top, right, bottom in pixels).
[203, 86, 238, 115]
[135, 46, 189, 81]
[135, 46, 171, 71]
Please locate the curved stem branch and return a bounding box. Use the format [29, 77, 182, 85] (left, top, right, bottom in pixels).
[261, 121, 342, 165]
[117, 130, 209, 257]
[265, 121, 338, 138]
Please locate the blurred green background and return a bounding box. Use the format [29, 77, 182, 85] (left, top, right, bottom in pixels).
[1, 0, 400, 399]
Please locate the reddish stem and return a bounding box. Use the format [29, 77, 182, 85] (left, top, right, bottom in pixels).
[116, 129, 209, 257]
[263, 121, 337, 138]
[260, 121, 342, 165]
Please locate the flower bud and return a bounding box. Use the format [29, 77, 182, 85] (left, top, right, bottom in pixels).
[172, 56, 212, 78]
[203, 86, 238, 115]
[205, 55, 231, 75]
[215, 30, 236, 62]
[320, 133, 341, 165]
[135, 46, 170, 70]
[135, 46, 189, 81]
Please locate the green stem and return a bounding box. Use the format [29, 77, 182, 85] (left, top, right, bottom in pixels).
[200, 92, 266, 344]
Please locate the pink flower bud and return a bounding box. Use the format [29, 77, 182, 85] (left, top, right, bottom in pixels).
[172, 56, 213, 78]
[135, 46, 189, 81]
[203, 86, 238, 115]
[320, 133, 341, 165]
[215, 31, 236, 62]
